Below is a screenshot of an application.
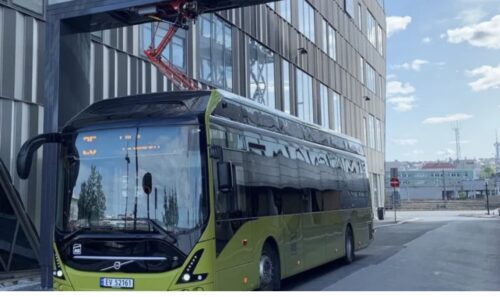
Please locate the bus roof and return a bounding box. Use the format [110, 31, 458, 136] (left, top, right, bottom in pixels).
[213, 90, 365, 157]
[62, 89, 364, 156]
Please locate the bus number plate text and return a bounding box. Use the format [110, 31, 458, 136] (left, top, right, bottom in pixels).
[99, 277, 134, 289]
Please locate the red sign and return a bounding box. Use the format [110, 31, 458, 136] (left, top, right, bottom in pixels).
[390, 177, 400, 188]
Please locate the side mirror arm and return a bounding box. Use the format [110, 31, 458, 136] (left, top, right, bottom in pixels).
[17, 133, 63, 179]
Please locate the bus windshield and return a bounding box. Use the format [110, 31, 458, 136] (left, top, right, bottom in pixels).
[57, 125, 207, 238]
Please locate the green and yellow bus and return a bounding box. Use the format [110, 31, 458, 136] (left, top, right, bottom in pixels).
[18, 89, 373, 291]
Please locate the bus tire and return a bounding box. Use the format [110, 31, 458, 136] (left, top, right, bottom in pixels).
[259, 243, 281, 291]
[343, 226, 355, 264]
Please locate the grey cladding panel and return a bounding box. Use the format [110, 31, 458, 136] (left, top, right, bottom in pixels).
[2, 9, 16, 99]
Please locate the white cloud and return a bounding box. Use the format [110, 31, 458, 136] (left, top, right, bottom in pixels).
[387, 16, 412, 37]
[422, 37, 432, 43]
[387, 96, 416, 112]
[387, 81, 416, 96]
[393, 139, 418, 146]
[436, 148, 456, 158]
[447, 15, 500, 49]
[456, 8, 488, 24]
[387, 74, 397, 80]
[393, 59, 429, 71]
[423, 113, 474, 124]
[466, 64, 500, 91]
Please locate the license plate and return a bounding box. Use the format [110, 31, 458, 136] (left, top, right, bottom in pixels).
[99, 277, 134, 289]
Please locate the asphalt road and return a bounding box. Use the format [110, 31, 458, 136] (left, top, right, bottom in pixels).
[9, 211, 500, 291]
[283, 211, 500, 291]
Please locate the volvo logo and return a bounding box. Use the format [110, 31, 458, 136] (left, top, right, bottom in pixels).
[101, 260, 135, 272]
[113, 261, 122, 270]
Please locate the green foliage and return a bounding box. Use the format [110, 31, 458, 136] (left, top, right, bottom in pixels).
[480, 165, 495, 179]
[78, 165, 106, 223]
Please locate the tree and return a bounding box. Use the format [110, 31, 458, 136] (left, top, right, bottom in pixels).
[163, 187, 179, 228]
[78, 165, 106, 224]
[480, 165, 495, 179]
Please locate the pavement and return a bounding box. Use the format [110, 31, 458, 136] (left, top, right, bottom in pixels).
[0, 274, 40, 291]
[283, 210, 500, 291]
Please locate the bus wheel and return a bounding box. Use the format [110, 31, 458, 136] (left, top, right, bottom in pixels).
[343, 226, 355, 264]
[259, 244, 281, 291]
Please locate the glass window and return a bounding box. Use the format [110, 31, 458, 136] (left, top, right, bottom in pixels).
[199, 14, 233, 90]
[328, 25, 337, 61]
[248, 39, 275, 109]
[376, 118, 382, 151]
[321, 20, 337, 61]
[367, 10, 377, 47]
[280, 0, 292, 23]
[357, 3, 362, 29]
[345, 0, 355, 17]
[366, 63, 376, 93]
[320, 84, 329, 129]
[298, 0, 315, 42]
[282, 60, 291, 114]
[368, 115, 375, 149]
[142, 23, 186, 71]
[332, 91, 342, 132]
[363, 117, 368, 145]
[359, 56, 365, 84]
[268, 0, 291, 23]
[377, 25, 384, 56]
[321, 19, 328, 54]
[12, 0, 43, 14]
[296, 69, 313, 123]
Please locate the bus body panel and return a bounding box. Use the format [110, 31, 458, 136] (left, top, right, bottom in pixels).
[54, 239, 216, 291]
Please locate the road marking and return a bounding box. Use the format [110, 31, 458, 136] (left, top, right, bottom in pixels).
[375, 218, 420, 229]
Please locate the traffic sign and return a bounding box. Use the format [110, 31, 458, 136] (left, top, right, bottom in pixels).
[390, 177, 400, 188]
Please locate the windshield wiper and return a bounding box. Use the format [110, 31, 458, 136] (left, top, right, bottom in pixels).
[138, 218, 177, 244]
[62, 226, 114, 242]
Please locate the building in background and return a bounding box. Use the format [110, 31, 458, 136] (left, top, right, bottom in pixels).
[384, 160, 483, 201]
[0, 0, 386, 275]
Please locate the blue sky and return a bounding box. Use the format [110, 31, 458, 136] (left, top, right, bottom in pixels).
[385, 0, 500, 162]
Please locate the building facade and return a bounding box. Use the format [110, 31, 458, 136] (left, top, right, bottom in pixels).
[384, 161, 483, 201]
[0, 0, 386, 235]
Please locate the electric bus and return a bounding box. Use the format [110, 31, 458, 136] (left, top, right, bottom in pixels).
[17, 89, 374, 290]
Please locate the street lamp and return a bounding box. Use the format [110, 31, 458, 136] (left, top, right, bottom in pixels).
[485, 180, 490, 215]
[294, 47, 308, 64]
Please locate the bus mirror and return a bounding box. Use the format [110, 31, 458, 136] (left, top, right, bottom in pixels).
[142, 172, 153, 195]
[17, 133, 63, 179]
[217, 162, 233, 192]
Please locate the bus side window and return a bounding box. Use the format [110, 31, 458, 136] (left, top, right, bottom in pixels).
[215, 164, 249, 220]
[250, 187, 279, 217]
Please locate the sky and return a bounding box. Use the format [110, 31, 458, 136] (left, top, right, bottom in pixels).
[385, 0, 500, 162]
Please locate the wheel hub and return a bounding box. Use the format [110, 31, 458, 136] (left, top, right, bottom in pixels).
[259, 255, 273, 286]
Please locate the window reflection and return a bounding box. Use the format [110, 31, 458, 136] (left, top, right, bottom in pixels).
[248, 39, 275, 109]
[141, 23, 187, 70]
[199, 14, 233, 90]
[59, 126, 206, 234]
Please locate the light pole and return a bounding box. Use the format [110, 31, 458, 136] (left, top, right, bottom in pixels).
[294, 47, 308, 64]
[485, 180, 490, 215]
